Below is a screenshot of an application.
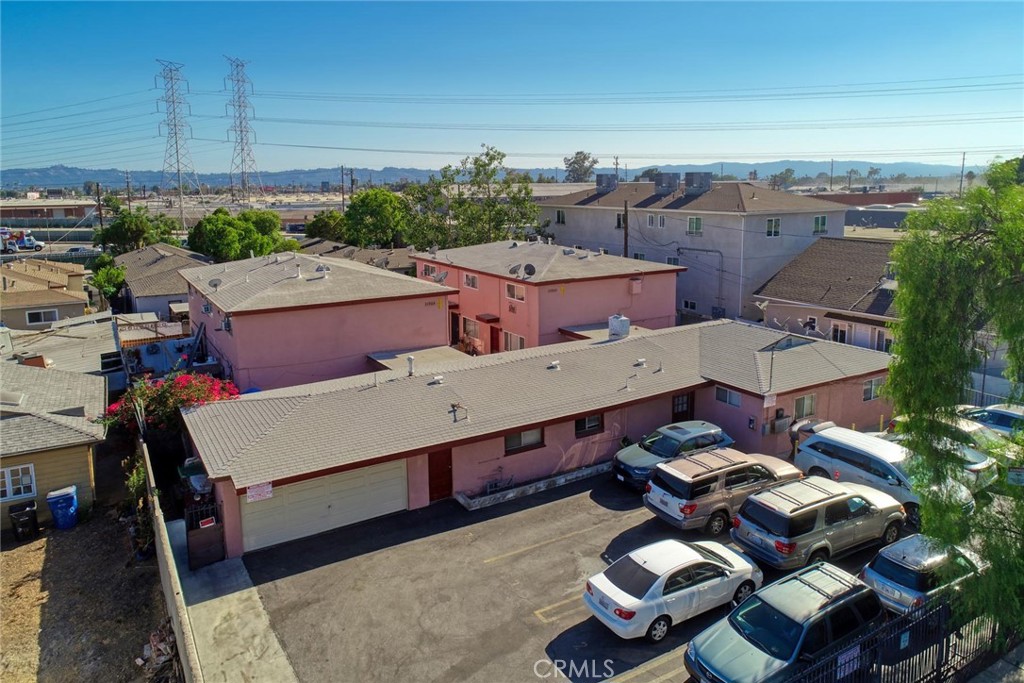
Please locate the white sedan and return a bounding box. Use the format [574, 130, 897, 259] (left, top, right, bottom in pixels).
[582, 539, 763, 643]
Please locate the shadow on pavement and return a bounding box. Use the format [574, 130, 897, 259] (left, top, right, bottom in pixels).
[600, 517, 688, 565]
[588, 477, 646, 512]
[245, 475, 607, 586]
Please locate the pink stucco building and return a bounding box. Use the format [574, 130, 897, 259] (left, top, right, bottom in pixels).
[179, 253, 455, 390]
[182, 320, 893, 557]
[411, 240, 684, 354]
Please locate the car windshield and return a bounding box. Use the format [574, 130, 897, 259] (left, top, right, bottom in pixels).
[729, 597, 803, 661]
[688, 542, 728, 566]
[641, 432, 682, 459]
[604, 555, 660, 600]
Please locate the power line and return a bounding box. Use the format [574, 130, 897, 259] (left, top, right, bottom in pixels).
[226, 56, 263, 203]
[1, 101, 158, 127]
[0, 89, 156, 120]
[157, 59, 205, 228]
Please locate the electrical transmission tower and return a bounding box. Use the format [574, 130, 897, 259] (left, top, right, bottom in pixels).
[226, 57, 263, 205]
[156, 60, 204, 229]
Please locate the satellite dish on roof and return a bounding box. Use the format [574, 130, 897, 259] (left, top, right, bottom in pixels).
[433, 271, 448, 283]
[508, 264, 521, 276]
[208, 278, 222, 290]
[524, 263, 536, 277]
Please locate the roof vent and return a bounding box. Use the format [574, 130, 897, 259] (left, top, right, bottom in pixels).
[562, 248, 575, 256]
[431, 375, 444, 385]
[684, 172, 713, 196]
[548, 360, 560, 370]
[654, 173, 681, 196]
[634, 358, 647, 368]
[595, 173, 618, 194]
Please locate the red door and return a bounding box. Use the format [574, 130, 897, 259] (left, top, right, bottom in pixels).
[428, 449, 453, 502]
[490, 326, 501, 354]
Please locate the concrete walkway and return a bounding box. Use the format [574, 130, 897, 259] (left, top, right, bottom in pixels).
[169, 521, 298, 683]
[971, 643, 1024, 683]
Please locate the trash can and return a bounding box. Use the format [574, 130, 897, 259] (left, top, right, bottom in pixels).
[8, 500, 40, 541]
[46, 485, 78, 530]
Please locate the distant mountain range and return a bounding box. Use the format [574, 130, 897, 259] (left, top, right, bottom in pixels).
[0, 160, 984, 190]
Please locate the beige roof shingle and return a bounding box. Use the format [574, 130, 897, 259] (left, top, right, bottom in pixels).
[1, 289, 88, 309]
[540, 182, 849, 214]
[417, 240, 683, 282]
[179, 252, 455, 313]
[115, 245, 213, 298]
[183, 320, 890, 488]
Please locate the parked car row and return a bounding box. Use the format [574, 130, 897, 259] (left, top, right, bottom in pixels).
[580, 414, 995, 679]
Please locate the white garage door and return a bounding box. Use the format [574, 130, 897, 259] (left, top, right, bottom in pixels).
[240, 460, 408, 552]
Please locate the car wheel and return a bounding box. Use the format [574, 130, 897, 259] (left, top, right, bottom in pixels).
[645, 615, 671, 643]
[905, 504, 921, 531]
[809, 549, 829, 565]
[882, 522, 900, 545]
[732, 580, 755, 606]
[705, 511, 729, 537]
[34, 246, 42, 251]
[809, 467, 831, 480]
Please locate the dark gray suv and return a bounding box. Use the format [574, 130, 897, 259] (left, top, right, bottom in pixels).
[684, 563, 887, 683]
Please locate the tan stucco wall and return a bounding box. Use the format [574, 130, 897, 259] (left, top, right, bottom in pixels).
[0, 301, 88, 330]
[1, 445, 96, 530]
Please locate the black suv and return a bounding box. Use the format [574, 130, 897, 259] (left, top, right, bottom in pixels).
[684, 563, 887, 683]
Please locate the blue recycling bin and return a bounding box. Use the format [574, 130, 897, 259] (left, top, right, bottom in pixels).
[46, 485, 78, 530]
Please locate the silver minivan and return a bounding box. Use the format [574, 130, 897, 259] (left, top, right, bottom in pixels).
[794, 426, 974, 529]
[731, 476, 905, 570]
[644, 449, 802, 536]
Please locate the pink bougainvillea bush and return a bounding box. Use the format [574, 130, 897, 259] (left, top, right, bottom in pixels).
[103, 372, 239, 434]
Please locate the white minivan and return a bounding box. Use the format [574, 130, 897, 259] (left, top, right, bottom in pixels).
[794, 426, 974, 530]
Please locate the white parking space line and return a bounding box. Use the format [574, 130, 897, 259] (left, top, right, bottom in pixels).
[608, 648, 685, 682]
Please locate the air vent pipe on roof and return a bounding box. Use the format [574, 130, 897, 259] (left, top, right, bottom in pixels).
[407, 355, 415, 377]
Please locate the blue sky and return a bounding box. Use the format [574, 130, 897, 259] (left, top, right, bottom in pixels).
[2, 1, 1022, 173]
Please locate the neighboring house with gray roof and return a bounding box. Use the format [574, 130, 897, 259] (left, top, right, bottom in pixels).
[411, 239, 684, 353]
[538, 174, 848, 321]
[0, 288, 88, 330]
[178, 252, 457, 391]
[115, 244, 212, 318]
[299, 238, 417, 276]
[182, 319, 891, 555]
[0, 363, 107, 530]
[753, 237, 898, 351]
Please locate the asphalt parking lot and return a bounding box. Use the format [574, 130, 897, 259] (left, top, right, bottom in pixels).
[243, 477, 890, 683]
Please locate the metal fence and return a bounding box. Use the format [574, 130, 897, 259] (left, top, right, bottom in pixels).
[963, 388, 1011, 409]
[786, 600, 1019, 683]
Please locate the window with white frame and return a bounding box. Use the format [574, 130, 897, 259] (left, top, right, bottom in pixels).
[26, 309, 58, 326]
[463, 317, 480, 340]
[503, 330, 525, 351]
[616, 213, 624, 229]
[633, 252, 645, 260]
[505, 427, 543, 454]
[575, 414, 604, 437]
[666, 256, 680, 266]
[0, 464, 35, 501]
[658, 215, 666, 228]
[422, 264, 437, 277]
[555, 210, 566, 225]
[795, 394, 817, 418]
[863, 377, 885, 402]
[766, 217, 781, 238]
[683, 299, 697, 311]
[505, 282, 525, 301]
[463, 273, 478, 289]
[715, 386, 741, 407]
[647, 214, 655, 228]
[832, 323, 851, 344]
[813, 215, 828, 235]
[875, 329, 893, 353]
[687, 217, 703, 236]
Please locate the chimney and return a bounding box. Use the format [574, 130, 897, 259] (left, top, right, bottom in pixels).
[653, 173, 681, 196]
[595, 173, 618, 194]
[684, 172, 713, 196]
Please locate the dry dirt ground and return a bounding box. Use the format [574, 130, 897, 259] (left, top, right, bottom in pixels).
[0, 437, 165, 683]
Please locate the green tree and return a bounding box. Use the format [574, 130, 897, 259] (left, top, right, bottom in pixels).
[866, 166, 882, 184]
[636, 168, 661, 181]
[344, 188, 412, 247]
[405, 146, 540, 249]
[563, 151, 599, 183]
[965, 170, 977, 188]
[188, 208, 298, 262]
[305, 209, 348, 242]
[90, 264, 126, 301]
[237, 209, 282, 237]
[93, 207, 176, 255]
[83, 181, 98, 197]
[102, 193, 123, 214]
[887, 157, 1024, 634]
[769, 168, 796, 189]
[534, 172, 557, 184]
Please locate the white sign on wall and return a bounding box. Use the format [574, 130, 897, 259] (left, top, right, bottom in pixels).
[763, 394, 777, 408]
[246, 482, 273, 502]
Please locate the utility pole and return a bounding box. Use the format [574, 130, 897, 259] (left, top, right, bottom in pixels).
[95, 184, 104, 230]
[720, 163, 724, 179]
[829, 159, 834, 191]
[340, 165, 346, 209]
[613, 156, 620, 180]
[622, 200, 629, 258]
[125, 171, 132, 211]
[958, 152, 966, 198]
[157, 60, 203, 230]
[227, 57, 263, 205]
